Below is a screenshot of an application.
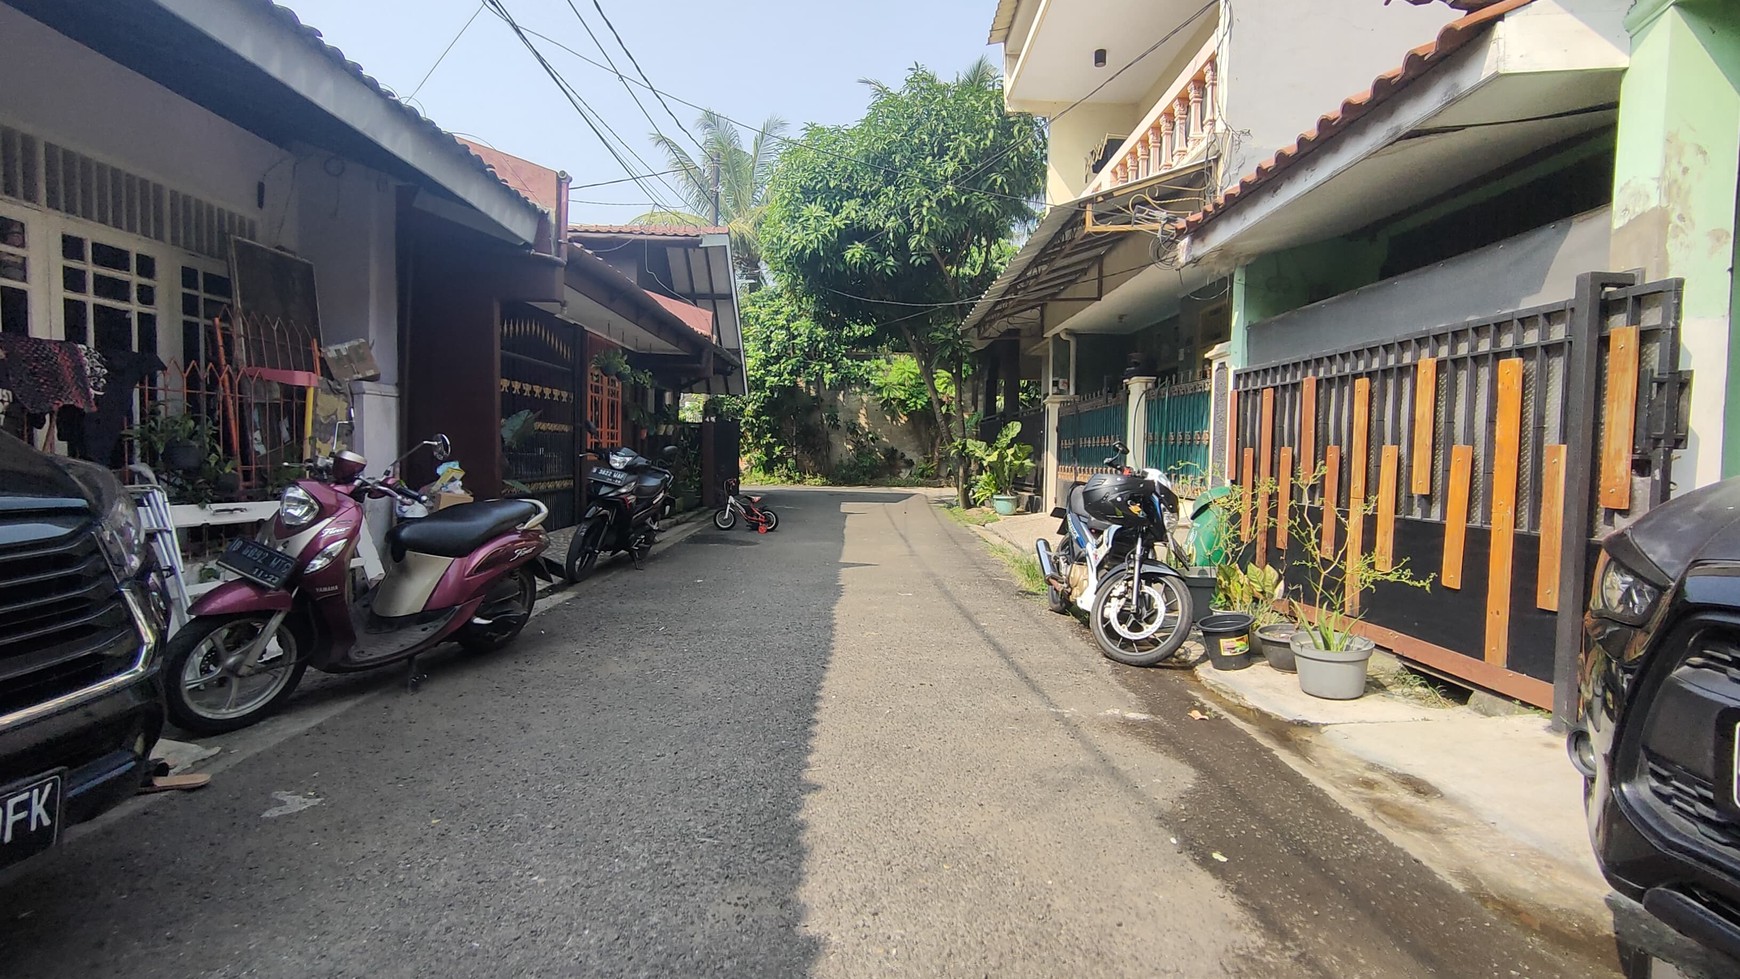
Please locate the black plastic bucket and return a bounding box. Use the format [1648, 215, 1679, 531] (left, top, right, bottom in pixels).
[1199, 612, 1256, 671]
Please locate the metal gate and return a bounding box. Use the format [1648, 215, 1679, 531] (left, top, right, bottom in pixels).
[1230, 272, 1688, 714]
[1055, 388, 1127, 502]
[500, 307, 579, 528]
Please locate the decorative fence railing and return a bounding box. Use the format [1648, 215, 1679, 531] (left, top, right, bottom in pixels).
[1143, 375, 1212, 494]
[1055, 388, 1126, 500]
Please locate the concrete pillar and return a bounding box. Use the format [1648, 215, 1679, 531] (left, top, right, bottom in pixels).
[1124, 375, 1157, 470]
[1042, 394, 1072, 514]
[1205, 342, 1234, 487]
[1609, 0, 1740, 485]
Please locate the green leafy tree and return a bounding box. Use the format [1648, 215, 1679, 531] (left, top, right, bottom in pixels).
[734, 287, 871, 475]
[634, 110, 788, 290]
[762, 58, 1044, 504]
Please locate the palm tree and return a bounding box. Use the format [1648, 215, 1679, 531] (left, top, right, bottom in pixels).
[634, 111, 787, 290]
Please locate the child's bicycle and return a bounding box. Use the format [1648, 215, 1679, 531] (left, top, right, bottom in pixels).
[714, 479, 779, 533]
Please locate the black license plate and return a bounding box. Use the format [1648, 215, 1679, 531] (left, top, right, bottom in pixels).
[591, 466, 633, 486]
[217, 537, 298, 590]
[0, 773, 62, 871]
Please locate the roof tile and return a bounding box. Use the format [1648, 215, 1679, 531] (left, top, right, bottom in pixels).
[1179, 0, 1534, 235]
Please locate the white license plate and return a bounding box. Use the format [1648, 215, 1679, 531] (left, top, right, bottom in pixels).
[0, 772, 62, 871]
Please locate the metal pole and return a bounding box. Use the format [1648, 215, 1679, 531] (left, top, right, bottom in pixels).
[1553, 270, 1636, 727]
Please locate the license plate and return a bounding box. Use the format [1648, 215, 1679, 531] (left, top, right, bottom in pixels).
[0, 773, 62, 871]
[590, 466, 633, 486]
[217, 537, 298, 590]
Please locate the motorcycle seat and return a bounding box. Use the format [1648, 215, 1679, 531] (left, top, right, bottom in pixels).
[1067, 484, 1112, 533]
[387, 499, 542, 559]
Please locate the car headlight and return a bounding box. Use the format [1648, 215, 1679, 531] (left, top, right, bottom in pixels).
[279, 485, 319, 528]
[61, 459, 146, 580]
[303, 538, 349, 574]
[1590, 553, 1663, 627]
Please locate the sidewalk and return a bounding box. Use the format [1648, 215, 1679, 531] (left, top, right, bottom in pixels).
[1197, 654, 1613, 950]
[968, 507, 1614, 948]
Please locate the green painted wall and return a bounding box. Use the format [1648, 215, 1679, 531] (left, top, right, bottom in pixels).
[1228, 237, 1387, 367]
[1611, 0, 1740, 482]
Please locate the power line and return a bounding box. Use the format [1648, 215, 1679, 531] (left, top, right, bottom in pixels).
[482, 0, 683, 210]
[409, 1, 485, 100]
[557, 0, 695, 162]
[585, 0, 702, 153]
[570, 167, 685, 191]
[516, 24, 1042, 209]
[819, 285, 984, 308]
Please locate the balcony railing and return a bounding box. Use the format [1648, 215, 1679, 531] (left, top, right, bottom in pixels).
[1085, 38, 1219, 196]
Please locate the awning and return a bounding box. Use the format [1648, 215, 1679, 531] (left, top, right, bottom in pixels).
[6, 0, 547, 247]
[961, 162, 1212, 345]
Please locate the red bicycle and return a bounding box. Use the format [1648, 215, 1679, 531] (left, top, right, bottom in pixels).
[713, 479, 779, 533]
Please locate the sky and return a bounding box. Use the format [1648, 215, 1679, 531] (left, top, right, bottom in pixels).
[279, 0, 999, 224]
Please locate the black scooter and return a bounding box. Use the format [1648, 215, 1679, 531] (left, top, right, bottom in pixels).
[564, 422, 677, 582]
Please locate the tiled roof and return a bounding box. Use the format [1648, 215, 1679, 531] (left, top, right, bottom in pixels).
[1179, 0, 1534, 235]
[570, 224, 729, 238]
[646, 292, 715, 339]
[458, 140, 564, 214]
[250, 0, 543, 217]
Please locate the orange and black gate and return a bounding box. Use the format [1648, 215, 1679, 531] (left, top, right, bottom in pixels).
[1230, 272, 1689, 716]
[500, 308, 580, 528]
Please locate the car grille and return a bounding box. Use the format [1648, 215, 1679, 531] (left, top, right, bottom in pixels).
[1686, 640, 1740, 682]
[0, 513, 138, 719]
[1645, 754, 1740, 854]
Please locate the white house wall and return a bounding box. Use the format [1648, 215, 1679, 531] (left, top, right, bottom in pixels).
[0, 3, 405, 461]
[1217, 0, 1457, 189]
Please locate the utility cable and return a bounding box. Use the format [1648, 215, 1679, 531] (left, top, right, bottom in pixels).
[558, 0, 695, 163]
[586, 0, 703, 154]
[408, 1, 485, 100]
[484, 0, 684, 210]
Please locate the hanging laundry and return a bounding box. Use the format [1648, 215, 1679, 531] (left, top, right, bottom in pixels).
[76, 346, 165, 465]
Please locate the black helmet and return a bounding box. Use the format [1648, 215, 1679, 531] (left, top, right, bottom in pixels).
[1080, 472, 1154, 526]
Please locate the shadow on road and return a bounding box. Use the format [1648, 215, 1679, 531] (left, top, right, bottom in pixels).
[0, 488, 906, 979]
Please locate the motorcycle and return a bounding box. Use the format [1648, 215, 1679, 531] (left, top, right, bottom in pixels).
[564, 422, 678, 582]
[1034, 441, 1195, 666]
[163, 433, 553, 734]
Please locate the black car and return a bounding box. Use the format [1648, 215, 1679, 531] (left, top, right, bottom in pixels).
[0, 430, 164, 876]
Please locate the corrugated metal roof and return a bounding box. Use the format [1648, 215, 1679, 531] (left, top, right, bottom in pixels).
[988, 0, 1022, 44]
[250, 0, 543, 218]
[1179, 0, 1534, 235]
[569, 224, 729, 238]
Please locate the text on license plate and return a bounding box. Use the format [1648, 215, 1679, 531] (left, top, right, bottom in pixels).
[591, 467, 632, 485]
[0, 773, 61, 870]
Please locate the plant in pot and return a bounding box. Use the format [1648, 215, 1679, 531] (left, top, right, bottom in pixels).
[1281, 466, 1432, 699]
[1216, 562, 1292, 671]
[124, 408, 237, 505]
[963, 421, 1033, 516]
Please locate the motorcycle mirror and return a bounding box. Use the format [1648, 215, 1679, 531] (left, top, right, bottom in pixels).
[583, 419, 600, 437]
[661, 445, 679, 461]
[432, 434, 452, 461]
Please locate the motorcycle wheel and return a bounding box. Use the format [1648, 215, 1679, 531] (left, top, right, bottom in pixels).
[713, 508, 736, 530]
[1090, 568, 1192, 667]
[458, 567, 536, 653]
[564, 518, 608, 583]
[164, 614, 306, 735]
[758, 508, 779, 532]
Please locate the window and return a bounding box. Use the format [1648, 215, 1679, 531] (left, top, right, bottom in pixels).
[58, 231, 157, 353]
[0, 215, 28, 335]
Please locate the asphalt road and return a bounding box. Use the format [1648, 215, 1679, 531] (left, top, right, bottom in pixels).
[0, 487, 1612, 978]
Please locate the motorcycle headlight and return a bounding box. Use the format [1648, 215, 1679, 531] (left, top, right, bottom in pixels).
[609, 449, 635, 471]
[279, 485, 319, 528]
[1590, 553, 1663, 627]
[61, 459, 146, 580]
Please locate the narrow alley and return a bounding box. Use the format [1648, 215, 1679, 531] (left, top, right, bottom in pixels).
[0, 489, 1608, 978]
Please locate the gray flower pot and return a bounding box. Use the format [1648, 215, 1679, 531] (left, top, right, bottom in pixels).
[1290, 632, 1376, 700]
[1255, 623, 1298, 672]
[1181, 568, 1216, 619]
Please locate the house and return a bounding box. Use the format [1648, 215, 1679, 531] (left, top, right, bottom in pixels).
[0, 0, 561, 498]
[401, 144, 745, 525]
[963, 0, 1462, 512]
[1165, 0, 1737, 716]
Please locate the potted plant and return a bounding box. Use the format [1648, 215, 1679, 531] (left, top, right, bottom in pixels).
[963, 421, 1033, 516]
[1281, 466, 1433, 699]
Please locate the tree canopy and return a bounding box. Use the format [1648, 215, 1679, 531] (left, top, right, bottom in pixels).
[634, 110, 788, 289]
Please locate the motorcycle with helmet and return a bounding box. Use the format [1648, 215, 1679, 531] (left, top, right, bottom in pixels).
[1034, 441, 1195, 665]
